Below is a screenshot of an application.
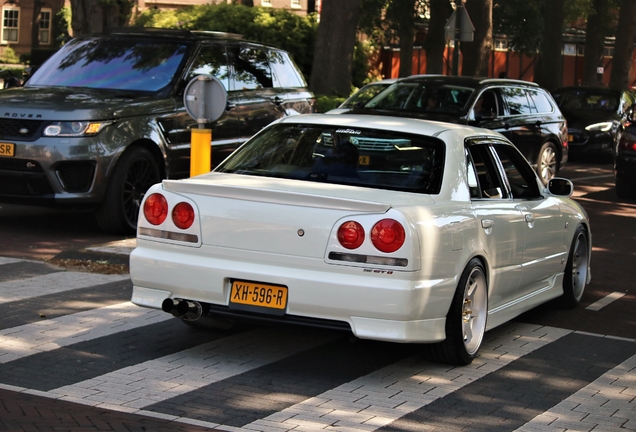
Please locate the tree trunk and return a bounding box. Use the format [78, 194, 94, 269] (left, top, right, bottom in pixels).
[310, 0, 361, 96]
[609, 0, 636, 90]
[388, 0, 416, 77]
[583, 0, 608, 86]
[461, 0, 493, 77]
[425, 0, 452, 74]
[30, 0, 42, 50]
[70, 0, 133, 36]
[534, 0, 565, 91]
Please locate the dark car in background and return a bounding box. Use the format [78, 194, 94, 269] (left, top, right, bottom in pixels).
[615, 114, 636, 198]
[0, 28, 314, 234]
[551, 86, 636, 157]
[326, 79, 397, 114]
[338, 75, 568, 185]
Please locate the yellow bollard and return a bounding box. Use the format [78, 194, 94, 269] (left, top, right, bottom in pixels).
[190, 128, 212, 177]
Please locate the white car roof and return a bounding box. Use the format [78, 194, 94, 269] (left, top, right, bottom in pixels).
[274, 113, 505, 142]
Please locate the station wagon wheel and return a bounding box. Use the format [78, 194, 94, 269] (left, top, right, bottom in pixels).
[95, 146, 161, 234]
[429, 258, 488, 365]
[560, 225, 589, 309]
[537, 142, 558, 185]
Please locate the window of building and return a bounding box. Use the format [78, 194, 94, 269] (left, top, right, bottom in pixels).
[291, 0, 301, 7]
[494, 39, 508, 52]
[261, 0, 272, 6]
[2, 7, 19, 44]
[39, 9, 51, 45]
[577, 45, 585, 56]
[563, 43, 576, 56]
[604, 46, 614, 58]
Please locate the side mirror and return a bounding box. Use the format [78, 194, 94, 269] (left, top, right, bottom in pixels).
[547, 177, 573, 197]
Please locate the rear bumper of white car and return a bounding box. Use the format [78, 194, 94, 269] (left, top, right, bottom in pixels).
[130, 240, 455, 343]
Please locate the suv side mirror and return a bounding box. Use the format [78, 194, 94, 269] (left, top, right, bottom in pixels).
[547, 178, 573, 197]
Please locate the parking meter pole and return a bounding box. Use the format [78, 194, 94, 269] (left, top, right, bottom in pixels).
[184, 74, 227, 177]
[190, 126, 211, 177]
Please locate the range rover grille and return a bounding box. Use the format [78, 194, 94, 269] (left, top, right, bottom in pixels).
[0, 119, 44, 141]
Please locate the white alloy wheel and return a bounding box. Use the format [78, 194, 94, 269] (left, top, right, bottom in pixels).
[462, 265, 488, 356]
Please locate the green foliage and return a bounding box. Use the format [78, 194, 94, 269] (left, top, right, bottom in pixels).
[53, 7, 71, 46]
[494, 0, 599, 57]
[314, 94, 346, 113]
[134, 4, 318, 80]
[0, 47, 20, 64]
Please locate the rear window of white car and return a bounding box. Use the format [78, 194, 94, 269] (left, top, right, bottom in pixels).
[216, 124, 445, 194]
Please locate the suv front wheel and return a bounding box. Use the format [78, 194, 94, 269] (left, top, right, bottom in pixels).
[537, 142, 558, 185]
[95, 146, 161, 234]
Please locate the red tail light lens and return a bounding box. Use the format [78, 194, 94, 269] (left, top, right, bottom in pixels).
[337, 221, 365, 249]
[371, 219, 405, 253]
[143, 193, 168, 225]
[172, 202, 195, 229]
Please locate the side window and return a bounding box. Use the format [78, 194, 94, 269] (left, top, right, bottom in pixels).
[473, 90, 500, 117]
[269, 50, 306, 88]
[491, 144, 541, 199]
[466, 150, 480, 199]
[501, 87, 532, 115]
[230, 45, 273, 90]
[187, 44, 230, 90]
[466, 144, 506, 199]
[528, 89, 553, 114]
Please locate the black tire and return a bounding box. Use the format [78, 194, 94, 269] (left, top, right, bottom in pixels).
[95, 146, 161, 234]
[537, 142, 558, 186]
[560, 225, 589, 309]
[429, 258, 488, 365]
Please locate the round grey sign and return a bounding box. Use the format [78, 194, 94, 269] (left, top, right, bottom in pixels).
[183, 75, 228, 124]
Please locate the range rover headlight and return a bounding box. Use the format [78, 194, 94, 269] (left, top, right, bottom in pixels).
[43, 121, 113, 137]
[585, 122, 612, 132]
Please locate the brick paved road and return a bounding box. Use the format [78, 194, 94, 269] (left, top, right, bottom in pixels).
[0, 161, 634, 431]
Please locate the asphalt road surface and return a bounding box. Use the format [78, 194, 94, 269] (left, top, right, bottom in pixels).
[0, 159, 634, 431]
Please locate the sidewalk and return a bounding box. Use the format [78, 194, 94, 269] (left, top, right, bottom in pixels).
[49, 238, 136, 274]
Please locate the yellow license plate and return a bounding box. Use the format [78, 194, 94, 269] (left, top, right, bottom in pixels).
[0, 143, 14, 157]
[230, 280, 288, 311]
[359, 155, 370, 166]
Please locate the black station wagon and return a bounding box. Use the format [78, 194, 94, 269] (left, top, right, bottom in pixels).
[340, 75, 568, 185]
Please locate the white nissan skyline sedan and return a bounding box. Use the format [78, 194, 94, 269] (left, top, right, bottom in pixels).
[129, 114, 591, 365]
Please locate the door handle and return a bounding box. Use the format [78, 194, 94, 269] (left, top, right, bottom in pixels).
[525, 214, 535, 223]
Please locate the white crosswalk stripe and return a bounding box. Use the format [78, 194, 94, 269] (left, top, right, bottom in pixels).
[0, 257, 635, 432]
[0, 302, 169, 363]
[0, 270, 129, 303]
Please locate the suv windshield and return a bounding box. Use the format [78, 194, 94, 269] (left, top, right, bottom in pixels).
[27, 37, 191, 92]
[364, 82, 474, 115]
[216, 123, 445, 194]
[552, 89, 620, 112]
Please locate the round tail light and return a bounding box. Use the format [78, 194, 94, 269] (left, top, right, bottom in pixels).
[371, 219, 405, 253]
[337, 221, 365, 249]
[172, 202, 195, 229]
[143, 193, 168, 225]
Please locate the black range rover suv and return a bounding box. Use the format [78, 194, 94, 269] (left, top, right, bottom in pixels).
[332, 75, 568, 185]
[0, 28, 314, 234]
